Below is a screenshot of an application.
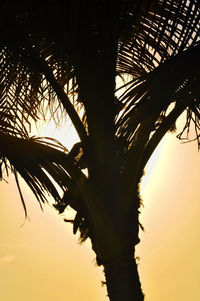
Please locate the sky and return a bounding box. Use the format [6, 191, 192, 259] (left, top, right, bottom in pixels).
[0, 114, 200, 301]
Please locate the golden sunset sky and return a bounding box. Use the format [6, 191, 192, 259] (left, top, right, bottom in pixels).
[0, 113, 200, 301]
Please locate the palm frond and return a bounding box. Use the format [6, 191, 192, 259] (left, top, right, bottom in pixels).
[0, 133, 87, 213]
[116, 44, 200, 151]
[0, 1, 88, 142]
[117, 0, 200, 76]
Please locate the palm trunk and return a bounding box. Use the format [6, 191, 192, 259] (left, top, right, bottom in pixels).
[103, 251, 144, 301]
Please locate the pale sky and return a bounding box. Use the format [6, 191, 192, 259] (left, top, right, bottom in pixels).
[0, 115, 200, 300]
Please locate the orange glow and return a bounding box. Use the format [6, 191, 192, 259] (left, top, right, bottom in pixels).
[1, 115, 200, 300]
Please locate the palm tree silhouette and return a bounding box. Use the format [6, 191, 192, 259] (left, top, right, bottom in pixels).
[0, 1, 200, 300]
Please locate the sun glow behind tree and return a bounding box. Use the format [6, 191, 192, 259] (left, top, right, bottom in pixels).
[1, 112, 200, 300]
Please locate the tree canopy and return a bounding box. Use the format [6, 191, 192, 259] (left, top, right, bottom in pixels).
[1, 1, 199, 187]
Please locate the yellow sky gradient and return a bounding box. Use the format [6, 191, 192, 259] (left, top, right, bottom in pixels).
[1, 114, 200, 300]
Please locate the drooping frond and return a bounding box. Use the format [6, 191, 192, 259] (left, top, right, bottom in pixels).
[115, 0, 200, 154]
[0, 133, 87, 214]
[116, 46, 200, 139]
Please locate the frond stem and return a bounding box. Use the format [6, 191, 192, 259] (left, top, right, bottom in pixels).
[142, 101, 187, 170]
[23, 44, 88, 143]
[38, 58, 88, 143]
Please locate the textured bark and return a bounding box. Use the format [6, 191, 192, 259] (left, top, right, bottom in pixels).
[103, 251, 144, 301]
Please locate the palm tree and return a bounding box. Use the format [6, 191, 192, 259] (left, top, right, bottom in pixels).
[0, 1, 200, 300]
